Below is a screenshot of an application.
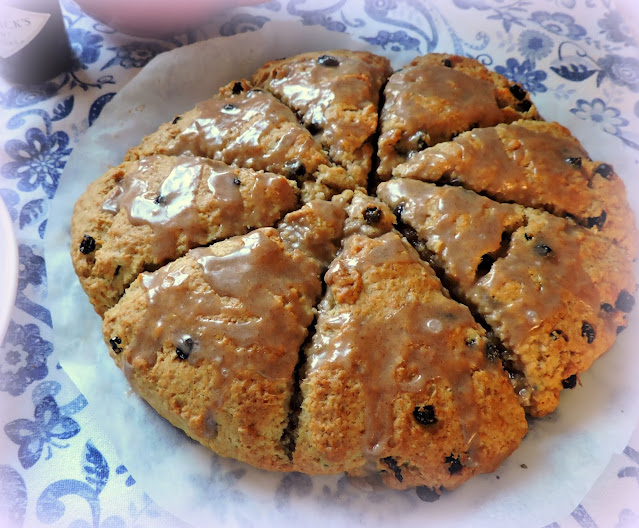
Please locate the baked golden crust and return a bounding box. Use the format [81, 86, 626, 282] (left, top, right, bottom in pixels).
[71, 154, 298, 315]
[376, 53, 540, 181]
[253, 50, 392, 192]
[378, 179, 637, 416]
[101, 200, 347, 472]
[125, 80, 347, 202]
[295, 229, 527, 489]
[393, 119, 638, 258]
[101, 236, 300, 471]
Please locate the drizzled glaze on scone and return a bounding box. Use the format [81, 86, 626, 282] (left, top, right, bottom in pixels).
[102, 200, 348, 471]
[342, 191, 396, 239]
[126, 80, 348, 201]
[104, 157, 239, 260]
[295, 228, 527, 489]
[71, 154, 299, 315]
[382, 65, 502, 152]
[379, 178, 636, 416]
[166, 89, 315, 171]
[376, 53, 539, 181]
[133, 229, 320, 370]
[128, 198, 349, 369]
[310, 233, 487, 458]
[277, 196, 348, 268]
[253, 50, 392, 191]
[393, 120, 637, 257]
[381, 181, 526, 291]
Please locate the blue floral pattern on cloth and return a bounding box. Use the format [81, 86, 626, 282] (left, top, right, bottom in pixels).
[518, 30, 553, 61]
[0, 465, 27, 526]
[571, 97, 628, 135]
[68, 28, 104, 69]
[2, 128, 71, 199]
[618, 445, 639, 487]
[101, 42, 171, 70]
[495, 57, 548, 93]
[4, 381, 85, 469]
[34, 440, 185, 527]
[287, 0, 350, 32]
[1, 0, 638, 526]
[362, 30, 421, 52]
[529, 11, 586, 40]
[597, 10, 636, 46]
[0, 188, 19, 221]
[0, 322, 53, 396]
[596, 54, 639, 91]
[15, 244, 52, 327]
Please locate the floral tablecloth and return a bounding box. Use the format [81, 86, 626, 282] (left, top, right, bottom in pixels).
[1, 1, 638, 527]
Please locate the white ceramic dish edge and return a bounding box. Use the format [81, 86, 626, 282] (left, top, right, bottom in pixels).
[0, 198, 18, 343]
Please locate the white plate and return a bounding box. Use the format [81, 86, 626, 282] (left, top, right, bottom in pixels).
[46, 20, 639, 528]
[0, 199, 17, 343]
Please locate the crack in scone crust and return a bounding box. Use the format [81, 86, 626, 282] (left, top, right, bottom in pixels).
[71, 50, 637, 493]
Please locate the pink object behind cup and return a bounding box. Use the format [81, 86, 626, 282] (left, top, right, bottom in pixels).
[74, 0, 268, 37]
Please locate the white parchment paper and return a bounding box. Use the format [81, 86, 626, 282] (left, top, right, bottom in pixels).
[46, 21, 639, 528]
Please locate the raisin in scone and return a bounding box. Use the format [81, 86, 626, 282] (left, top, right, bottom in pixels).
[393, 119, 638, 257]
[378, 179, 636, 416]
[102, 198, 347, 471]
[342, 190, 397, 239]
[126, 80, 347, 201]
[253, 50, 392, 192]
[294, 201, 527, 489]
[71, 154, 298, 315]
[376, 53, 540, 181]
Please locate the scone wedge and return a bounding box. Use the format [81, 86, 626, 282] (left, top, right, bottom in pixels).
[378, 179, 637, 416]
[393, 120, 638, 257]
[253, 50, 392, 192]
[376, 53, 539, 181]
[71, 154, 298, 315]
[294, 194, 528, 491]
[126, 79, 349, 201]
[101, 199, 347, 471]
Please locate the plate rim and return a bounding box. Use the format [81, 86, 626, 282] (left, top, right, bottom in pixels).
[0, 198, 18, 343]
[45, 19, 639, 528]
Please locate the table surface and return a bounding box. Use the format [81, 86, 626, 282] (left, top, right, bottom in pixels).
[1, 1, 639, 527]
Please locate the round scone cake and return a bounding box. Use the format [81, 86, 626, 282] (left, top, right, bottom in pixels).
[71, 50, 637, 495]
